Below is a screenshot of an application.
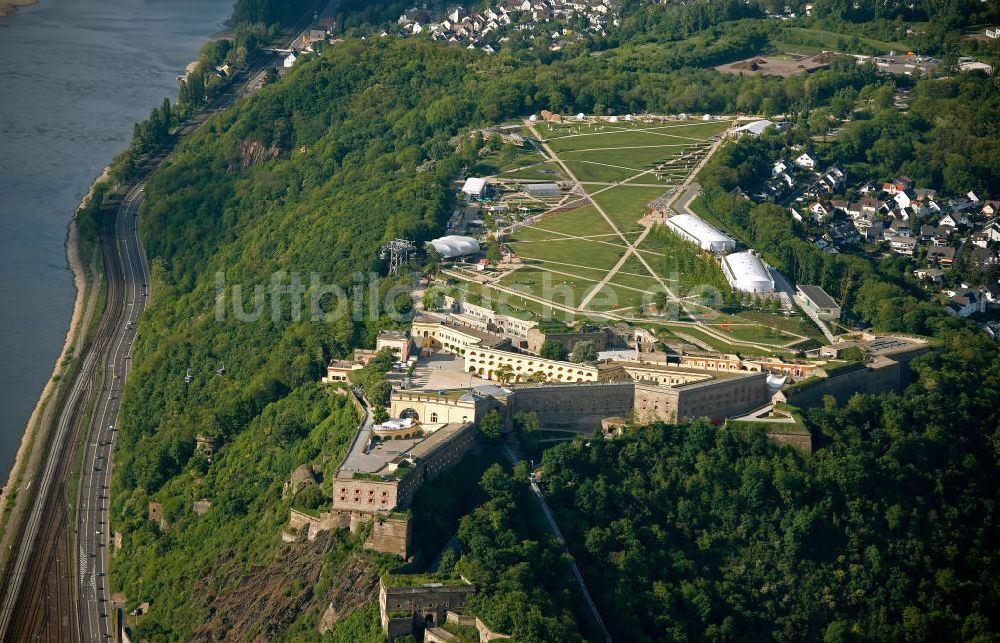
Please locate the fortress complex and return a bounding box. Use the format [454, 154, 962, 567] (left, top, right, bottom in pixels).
[301, 314, 867, 557]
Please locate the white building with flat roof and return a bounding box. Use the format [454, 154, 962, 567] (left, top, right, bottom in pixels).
[665, 214, 736, 253]
[461, 177, 488, 198]
[722, 251, 774, 293]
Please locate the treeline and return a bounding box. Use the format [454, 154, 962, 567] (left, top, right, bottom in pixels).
[454, 462, 587, 641]
[705, 73, 1000, 196]
[538, 329, 1000, 640]
[332, 0, 410, 34]
[833, 74, 1000, 195]
[647, 225, 732, 295]
[116, 38, 514, 508]
[617, 0, 766, 43]
[694, 72, 1000, 335]
[232, 0, 315, 27]
[108, 3, 298, 184]
[106, 4, 1000, 635]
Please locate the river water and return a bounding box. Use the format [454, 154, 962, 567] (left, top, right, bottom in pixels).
[0, 0, 233, 481]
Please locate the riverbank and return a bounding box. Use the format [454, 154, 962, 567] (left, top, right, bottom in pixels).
[0, 0, 37, 17]
[0, 169, 107, 532]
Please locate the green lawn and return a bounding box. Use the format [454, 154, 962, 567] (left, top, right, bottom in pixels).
[501, 267, 600, 298]
[608, 269, 662, 295]
[505, 261, 610, 283]
[509, 236, 626, 273]
[508, 222, 623, 246]
[562, 160, 639, 183]
[583, 283, 648, 312]
[500, 160, 568, 182]
[703, 323, 797, 345]
[454, 278, 578, 323]
[563, 145, 699, 176]
[781, 26, 912, 54]
[543, 121, 729, 153]
[591, 185, 670, 233]
[469, 145, 548, 176]
[508, 204, 624, 240]
[736, 309, 828, 343]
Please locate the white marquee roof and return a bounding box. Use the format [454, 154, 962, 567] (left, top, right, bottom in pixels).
[428, 235, 481, 258]
[734, 119, 775, 136]
[722, 251, 774, 292]
[665, 214, 734, 247]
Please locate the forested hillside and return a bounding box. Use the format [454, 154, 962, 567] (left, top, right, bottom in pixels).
[107, 1, 1000, 638]
[538, 330, 1000, 641]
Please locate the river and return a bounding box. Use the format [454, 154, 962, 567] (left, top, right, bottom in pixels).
[0, 0, 233, 481]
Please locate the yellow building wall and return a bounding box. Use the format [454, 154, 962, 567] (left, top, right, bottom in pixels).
[464, 347, 598, 383]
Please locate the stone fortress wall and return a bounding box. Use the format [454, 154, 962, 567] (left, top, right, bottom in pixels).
[505, 381, 635, 428]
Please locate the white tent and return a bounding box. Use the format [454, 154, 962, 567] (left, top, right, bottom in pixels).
[664, 214, 735, 253]
[733, 119, 775, 137]
[428, 235, 481, 258]
[722, 251, 775, 293]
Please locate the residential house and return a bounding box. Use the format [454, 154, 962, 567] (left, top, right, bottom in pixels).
[886, 234, 916, 255]
[971, 230, 991, 248]
[938, 213, 959, 229]
[894, 190, 914, 209]
[819, 166, 846, 191]
[859, 197, 880, 213]
[983, 283, 1000, 307]
[927, 245, 957, 268]
[882, 178, 912, 195]
[970, 246, 998, 268]
[914, 268, 945, 283]
[986, 221, 1000, 242]
[809, 200, 834, 220]
[946, 288, 986, 317]
[853, 212, 883, 241]
[794, 153, 817, 169]
[888, 216, 911, 237]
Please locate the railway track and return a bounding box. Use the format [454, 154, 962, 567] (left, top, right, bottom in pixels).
[0, 181, 136, 640]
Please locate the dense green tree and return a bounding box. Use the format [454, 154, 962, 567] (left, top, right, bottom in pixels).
[570, 341, 598, 364]
[536, 330, 1000, 640]
[539, 339, 569, 361]
[479, 410, 504, 440]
